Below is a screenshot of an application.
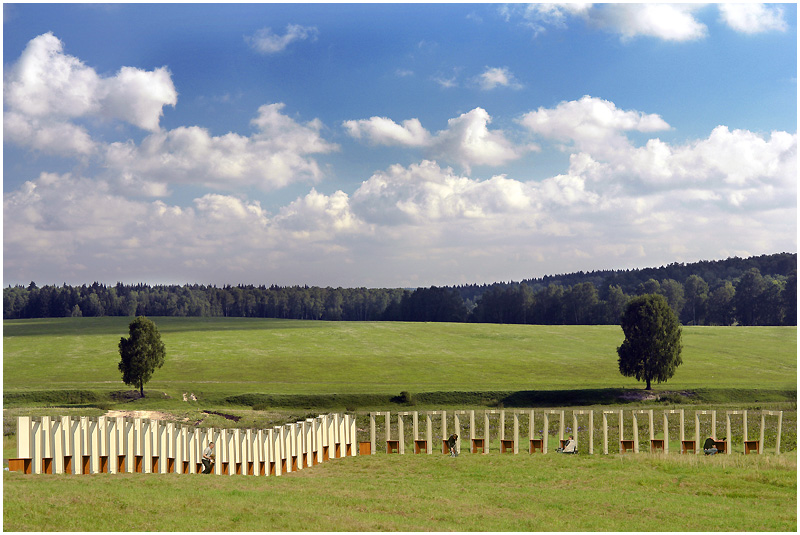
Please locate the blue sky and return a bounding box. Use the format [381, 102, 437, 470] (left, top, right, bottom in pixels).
[3, 3, 797, 288]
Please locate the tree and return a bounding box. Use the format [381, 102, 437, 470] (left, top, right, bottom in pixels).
[658, 279, 685, 318]
[565, 282, 599, 324]
[602, 285, 629, 324]
[781, 271, 796, 326]
[682, 275, 708, 325]
[707, 281, 735, 325]
[118, 316, 166, 398]
[617, 294, 682, 390]
[734, 268, 766, 325]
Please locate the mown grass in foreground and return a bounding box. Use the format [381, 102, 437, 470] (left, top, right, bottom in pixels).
[3, 452, 795, 531]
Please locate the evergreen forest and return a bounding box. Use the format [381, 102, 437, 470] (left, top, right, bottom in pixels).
[4, 252, 796, 326]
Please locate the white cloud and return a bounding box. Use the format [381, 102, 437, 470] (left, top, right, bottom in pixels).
[345, 107, 532, 173]
[432, 108, 527, 172]
[351, 160, 534, 225]
[3, 173, 149, 276]
[343, 117, 431, 147]
[500, 3, 591, 36]
[105, 103, 338, 191]
[275, 189, 361, 233]
[3, 112, 96, 156]
[519, 95, 670, 156]
[4, 32, 101, 118]
[502, 3, 707, 42]
[99, 65, 178, 131]
[5, 108, 796, 286]
[349, 159, 602, 227]
[589, 4, 708, 42]
[433, 74, 458, 89]
[246, 24, 318, 54]
[476, 67, 523, 90]
[627, 126, 797, 194]
[718, 4, 787, 34]
[3, 32, 177, 138]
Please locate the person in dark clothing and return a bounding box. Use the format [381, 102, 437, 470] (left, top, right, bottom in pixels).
[447, 434, 459, 457]
[703, 437, 718, 455]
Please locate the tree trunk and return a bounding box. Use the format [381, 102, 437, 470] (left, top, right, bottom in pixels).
[140, 384, 145, 398]
[646, 378, 651, 390]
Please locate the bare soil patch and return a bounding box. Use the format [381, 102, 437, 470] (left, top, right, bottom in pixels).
[618, 390, 696, 402]
[103, 410, 182, 421]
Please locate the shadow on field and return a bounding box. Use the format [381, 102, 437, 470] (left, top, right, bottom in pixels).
[4, 388, 796, 410]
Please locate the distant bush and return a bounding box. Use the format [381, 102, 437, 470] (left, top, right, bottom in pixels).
[393, 391, 415, 405]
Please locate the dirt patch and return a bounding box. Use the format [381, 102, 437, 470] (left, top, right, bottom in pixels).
[109, 390, 171, 402]
[618, 391, 660, 402]
[104, 410, 185, 421]
[618, 390, 696, 402]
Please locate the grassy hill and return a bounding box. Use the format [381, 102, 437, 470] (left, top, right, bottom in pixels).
[3, 317, 796, 532]
[3, 317, 795, 404]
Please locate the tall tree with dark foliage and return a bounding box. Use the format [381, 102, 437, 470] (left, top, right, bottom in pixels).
[118, 316, 166, 398]
[617, 294, 682, 390]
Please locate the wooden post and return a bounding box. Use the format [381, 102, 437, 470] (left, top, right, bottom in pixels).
[543, 412, 549, 454]
[425, 412, 433, 454]
[396, 412, 406, 455]
[369, 412, 377, 455]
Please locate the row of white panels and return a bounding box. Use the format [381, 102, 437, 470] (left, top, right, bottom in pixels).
[13, 413, 356, 475]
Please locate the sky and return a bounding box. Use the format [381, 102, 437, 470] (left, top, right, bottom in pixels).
[3, 3, 797, 288]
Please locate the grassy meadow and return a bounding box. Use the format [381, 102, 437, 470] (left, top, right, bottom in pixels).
[3, 317, 796, 531]
[3, 451, 796, 531]
[3, 317, 796, 399]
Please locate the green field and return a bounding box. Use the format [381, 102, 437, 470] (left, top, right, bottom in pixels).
[3, 317, 796, 400]
[3, 452, 796, 531]
[3, 317, 797, 531]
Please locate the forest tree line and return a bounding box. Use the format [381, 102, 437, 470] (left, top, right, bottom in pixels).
[3, 252, 796, 326]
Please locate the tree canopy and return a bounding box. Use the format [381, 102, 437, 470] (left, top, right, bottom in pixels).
[118, 316, 166, 397]
[617, 294, 683, 390]
[5, 253, 796, 326]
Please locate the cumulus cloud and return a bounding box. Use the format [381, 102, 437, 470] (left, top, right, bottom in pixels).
[246, 24, 318, 54]
[345, 107, 532, 173]
[349, 159, 601, 227]
[718, 4, 787, 34]
[343, 117, 431, 147]
[105, 103, 338, 191]
[194, 193, 268, 224]
[476, 67, 523, 90]
[588, 4, 707, 42]
[275, 189, 361, 234]
[623, 126, 797, 196]
[3, 173, 150, 278]
[99, 66, 178, 131]
[503, 3, 707, 42]
[5, 106, 796, 286]
[4, 112, 96, 156]
[3, 32, 177, 145]
[433, 108, 527, 172]
[519, 95, 670, 156]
